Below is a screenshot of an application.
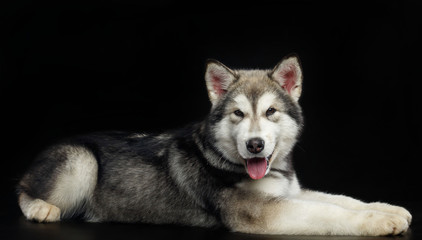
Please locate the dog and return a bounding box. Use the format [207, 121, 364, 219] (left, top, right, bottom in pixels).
[17, 54, 412, 235]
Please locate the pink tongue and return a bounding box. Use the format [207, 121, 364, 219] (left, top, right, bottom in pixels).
[247, 158, 267, 180]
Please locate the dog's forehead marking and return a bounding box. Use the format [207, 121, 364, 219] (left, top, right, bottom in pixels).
[231, 90, 283, 116]
[233, 94, 253, 112]
[256, 92, 279, 113]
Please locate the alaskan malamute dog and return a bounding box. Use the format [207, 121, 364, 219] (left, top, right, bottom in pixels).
[17, 54, 411, 236]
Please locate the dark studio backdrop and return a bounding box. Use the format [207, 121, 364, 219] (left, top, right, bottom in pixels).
[1, 0, 421, 225]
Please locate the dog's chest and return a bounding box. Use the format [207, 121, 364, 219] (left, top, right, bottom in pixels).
[235, 176, 300, 197]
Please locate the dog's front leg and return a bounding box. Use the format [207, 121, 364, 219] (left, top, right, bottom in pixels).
[219, 190, 409, 236]
[298, 190, 412, 224]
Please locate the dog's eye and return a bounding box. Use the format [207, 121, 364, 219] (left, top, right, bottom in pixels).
[234, 110, 244, 118]
[266, 107, 276, 117]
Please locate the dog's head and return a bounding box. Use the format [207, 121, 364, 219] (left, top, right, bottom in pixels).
[204, 54, 304, 180]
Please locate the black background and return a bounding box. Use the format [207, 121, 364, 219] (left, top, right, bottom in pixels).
[1, 0, 422, 238]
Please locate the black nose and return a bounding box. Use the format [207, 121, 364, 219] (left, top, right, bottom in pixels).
[246, 138, 265, 154]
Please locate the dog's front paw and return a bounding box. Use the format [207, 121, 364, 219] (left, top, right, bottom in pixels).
[361, 211, 409, 236]
[368, 202, 412, 224]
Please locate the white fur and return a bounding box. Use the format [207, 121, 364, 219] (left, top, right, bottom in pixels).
[273, 112, 300, 160]
[129, 133, 147, 138]
[47, 146, 98, 217]
[297, 190, 412, 224]
[231, 187, 411, 235]
[239, 93, 278, 159]
[236, 174, 301, 197]
[260, 93, 300, 160]
[214, 94, 251, 165]
[266, 197, 409, 235]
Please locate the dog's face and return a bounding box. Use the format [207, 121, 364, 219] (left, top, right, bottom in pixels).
[205, 55, 303, 179]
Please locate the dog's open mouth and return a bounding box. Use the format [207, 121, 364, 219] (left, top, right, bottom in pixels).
[245, 154, 272, 180]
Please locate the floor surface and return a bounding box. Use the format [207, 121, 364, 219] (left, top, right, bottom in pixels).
[1, 197, 420, 240]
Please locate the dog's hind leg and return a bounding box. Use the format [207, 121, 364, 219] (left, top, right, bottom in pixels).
[18, 145, 98, 222]
[18, 192, 61, 222]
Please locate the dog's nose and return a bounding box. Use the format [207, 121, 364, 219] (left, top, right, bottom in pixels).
[246, 138, 265, 154]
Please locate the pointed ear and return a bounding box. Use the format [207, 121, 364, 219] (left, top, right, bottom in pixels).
[271, 54, 303, 101]
[205, 59, 237, 105]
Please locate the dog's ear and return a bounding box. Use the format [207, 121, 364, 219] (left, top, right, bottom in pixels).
[205, 59, 237, 105]
[271, 54, 303, 101]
